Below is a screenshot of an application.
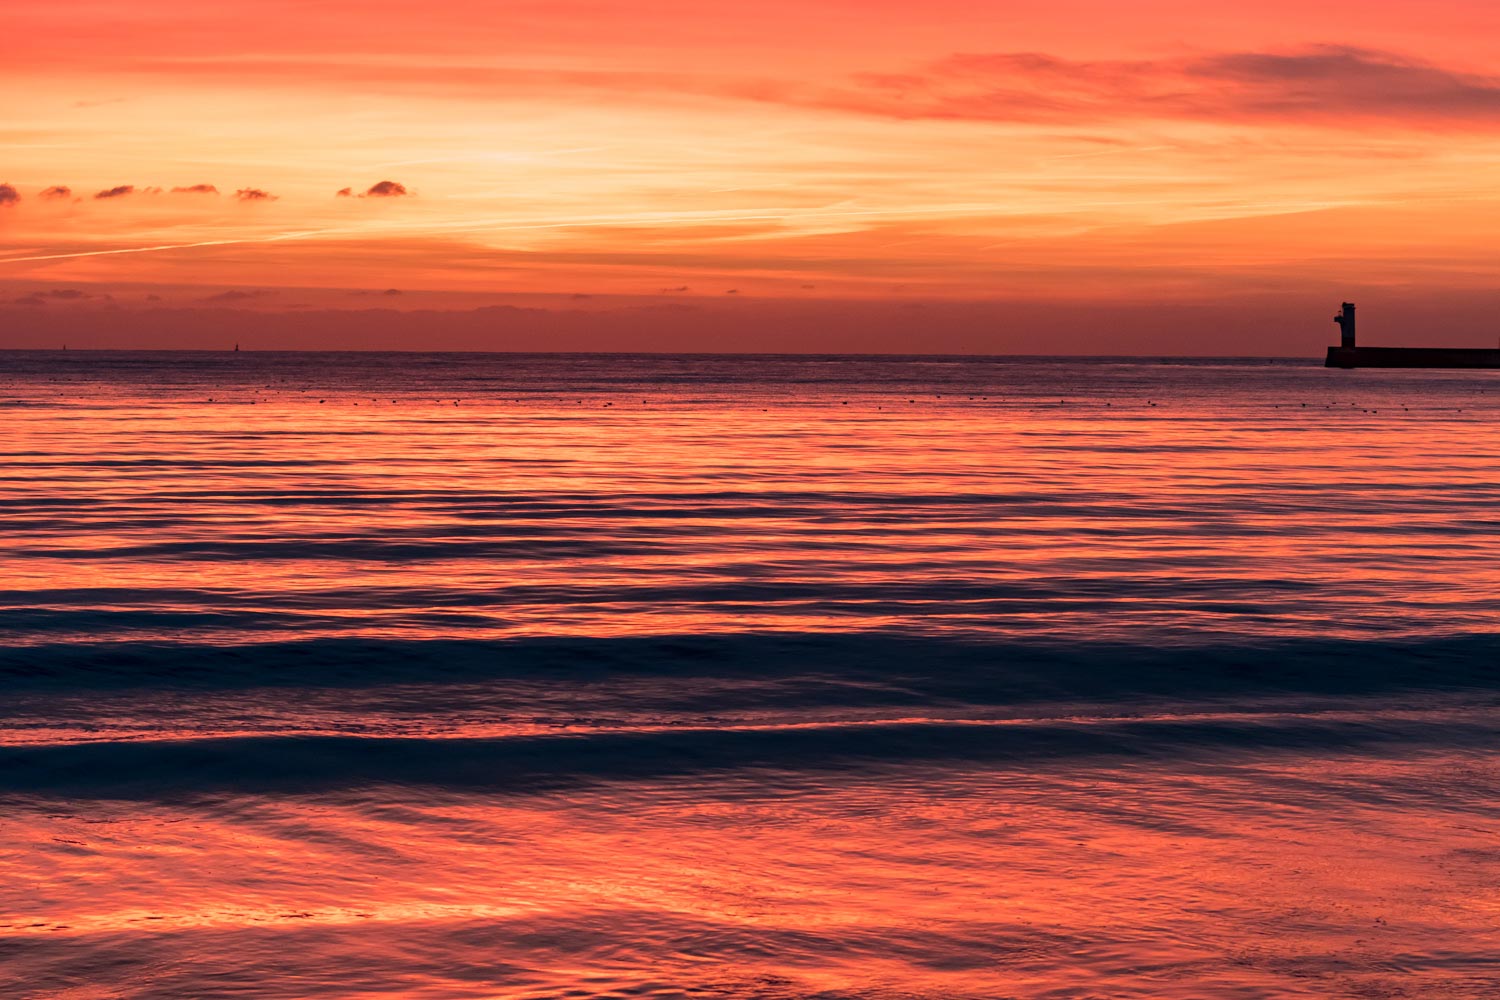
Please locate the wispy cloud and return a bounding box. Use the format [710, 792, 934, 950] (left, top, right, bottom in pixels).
[172, 184, 220, 194]
[0, 184, 19, 207]
[234, 188, 277, 201]
[199, 289, 275, 302]
[87, 44, 1500, 130]
[39, 185, 72, 200]
[93, 185, 135, 199]
[9, 288, 110, 306]
[0, 202, 1090, 267]
[779, 46, 1500, 126]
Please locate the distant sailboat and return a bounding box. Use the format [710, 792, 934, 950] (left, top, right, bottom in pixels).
[234, 343, 240, 352]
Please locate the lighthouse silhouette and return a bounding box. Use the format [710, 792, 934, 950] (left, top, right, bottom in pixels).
[1334, 303, 1356, 348]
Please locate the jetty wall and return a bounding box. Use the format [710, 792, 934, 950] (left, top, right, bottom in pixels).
[1325, 346, 1500, 369]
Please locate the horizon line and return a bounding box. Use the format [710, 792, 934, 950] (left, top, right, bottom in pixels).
[0, 347, 1314, 360]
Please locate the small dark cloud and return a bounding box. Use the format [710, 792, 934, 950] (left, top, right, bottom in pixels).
[571, 293, 593, 300]
[363, 180, 408, 198]
[660, 286, 690, 293]
[39, 185, 72, 200]
[142, 186, 164, 195]
[383, 288, 402, 296]
[145, 294, 162, 301]
[171, 184, 219, 195]
[9, 289, 108, 306]
[0, 184, 19, 206]
[6, 287, 114, 307]
[234, 188, 277, 201]
[725, 289, 739, 294]
[348, 288, 403, 297]
[200, 289, 276, 303]
[94, 185, 135, 199]
[339, 181, 411, 198]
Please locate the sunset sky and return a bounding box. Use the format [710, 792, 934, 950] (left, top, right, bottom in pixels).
[4, 0, 1500, 351]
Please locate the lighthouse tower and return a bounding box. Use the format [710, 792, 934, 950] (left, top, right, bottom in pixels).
[1334, 302, 1356, 348]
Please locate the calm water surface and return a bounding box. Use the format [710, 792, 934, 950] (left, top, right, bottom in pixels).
[2, 351, 1499, 999]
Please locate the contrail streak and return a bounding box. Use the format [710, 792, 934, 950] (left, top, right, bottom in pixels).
[0, 239, 253, 264]
[0, 202, 1016, 266]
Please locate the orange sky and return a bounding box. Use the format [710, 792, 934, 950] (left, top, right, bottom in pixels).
[4, 0, 1500, 351]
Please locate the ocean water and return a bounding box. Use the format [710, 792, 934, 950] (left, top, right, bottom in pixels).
[3, 351, 1499, 999]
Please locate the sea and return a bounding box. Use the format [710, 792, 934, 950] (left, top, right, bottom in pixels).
[2, 351, 1498, 999]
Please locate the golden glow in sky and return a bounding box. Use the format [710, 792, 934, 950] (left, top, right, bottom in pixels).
[4, 0, 1500, 350]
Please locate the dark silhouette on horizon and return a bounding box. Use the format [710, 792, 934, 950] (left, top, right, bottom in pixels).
[1335, 302, 1356, 348]
[1326, 301, 1500, 369]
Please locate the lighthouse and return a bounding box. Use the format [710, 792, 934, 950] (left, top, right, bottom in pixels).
[1334, 302, 1356, 348]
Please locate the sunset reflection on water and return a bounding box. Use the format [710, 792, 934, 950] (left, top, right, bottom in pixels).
[3, 353, 1500, 998]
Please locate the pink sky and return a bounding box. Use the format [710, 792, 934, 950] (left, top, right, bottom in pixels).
[4, 1, 1500, 351]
